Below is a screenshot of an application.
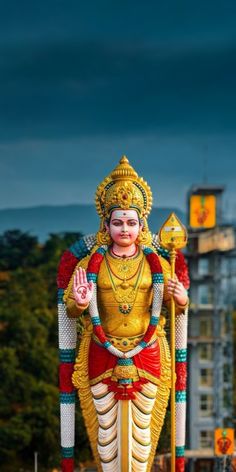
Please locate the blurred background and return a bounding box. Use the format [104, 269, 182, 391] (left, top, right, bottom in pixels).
[0, 1, 236, 471]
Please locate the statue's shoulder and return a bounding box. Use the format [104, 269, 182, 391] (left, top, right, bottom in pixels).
[57, 234, 97, 290]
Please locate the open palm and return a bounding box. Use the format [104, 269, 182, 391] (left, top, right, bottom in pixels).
[73, 267, 94, 305]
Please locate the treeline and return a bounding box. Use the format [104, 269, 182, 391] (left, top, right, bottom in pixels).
[0, 230, 171, 472]
[0, 230, 91, 472]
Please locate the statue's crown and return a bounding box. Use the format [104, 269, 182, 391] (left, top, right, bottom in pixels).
[95, 156, 152, 219]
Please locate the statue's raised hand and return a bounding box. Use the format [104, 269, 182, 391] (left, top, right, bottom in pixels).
[73, 267, 94, 306]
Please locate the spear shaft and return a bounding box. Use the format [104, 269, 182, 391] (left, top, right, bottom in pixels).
[170, 249, 177, 472]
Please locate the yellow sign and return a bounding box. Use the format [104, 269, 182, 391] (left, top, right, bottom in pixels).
[190, 195, 216, 228]
[214, 428, 234, 456]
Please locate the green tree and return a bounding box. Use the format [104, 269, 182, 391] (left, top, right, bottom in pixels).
[0, 231, 90, 471]
[0, 230, 41, 270]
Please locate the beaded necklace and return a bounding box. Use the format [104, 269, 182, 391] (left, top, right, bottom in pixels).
[87, 245, 164, 359]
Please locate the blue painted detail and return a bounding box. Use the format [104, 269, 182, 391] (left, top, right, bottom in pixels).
[118, 378, 132, 384]
[176, 446, 185, 457]
[176, 349, 187, 362]
[59, 349, 76, 363]
[117, 358, 133, 366]
[157, 246, 169, 259]
[86, 273, 97, 282]
[143, 247, 153, 255]
[176, 391, 186, 403]
[91, 316, 101, 326]
[150, 316, 159, 325]
[96, 247, 107, 256]
[70, 238, 88, 259]
[103, 341, 111, 348]
[140, 340, 148, 348]
[61, 446, 74, 458]
[152, 273, 164, 283]
[60, 392, 76, 404]
[57, 288, 64, 303]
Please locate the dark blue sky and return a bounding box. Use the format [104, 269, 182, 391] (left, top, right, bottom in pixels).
[0, 1, 236, 217]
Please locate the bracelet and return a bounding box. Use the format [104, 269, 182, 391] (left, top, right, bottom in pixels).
[175, 298, 189, 311]
[75, 301, 89, 310]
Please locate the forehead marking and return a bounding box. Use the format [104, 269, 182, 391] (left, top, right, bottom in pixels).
[111, 209, 138, 219]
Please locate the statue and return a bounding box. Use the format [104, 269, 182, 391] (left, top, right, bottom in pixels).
[57, 156, 189, 472]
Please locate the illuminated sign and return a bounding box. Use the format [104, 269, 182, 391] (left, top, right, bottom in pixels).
[190, 195, 216, 228]
[215, 428, 234, 456]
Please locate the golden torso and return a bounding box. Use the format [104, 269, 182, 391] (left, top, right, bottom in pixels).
[97, 249, 153, 337]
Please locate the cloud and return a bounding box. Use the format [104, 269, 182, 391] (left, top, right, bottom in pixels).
[0, 37, 235, 141]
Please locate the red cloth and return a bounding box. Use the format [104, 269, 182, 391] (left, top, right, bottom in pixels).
[88, 339, 161, 382]
[176, 456, 185, 472]
[176, 250, 190, 290]
[57, 250, 78, 289]
[61, 458, 74, 472]
[175, 362, 187, 391]
[59, 363, 75, 393]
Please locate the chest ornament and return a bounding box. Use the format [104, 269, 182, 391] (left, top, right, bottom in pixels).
[86, 245, 164, 359]
[104, 251, 145, 314]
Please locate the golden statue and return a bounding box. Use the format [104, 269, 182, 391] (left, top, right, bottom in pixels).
[57, 156, 189, 472]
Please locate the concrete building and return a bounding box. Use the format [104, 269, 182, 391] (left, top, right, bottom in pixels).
[185, 185, 236, 471]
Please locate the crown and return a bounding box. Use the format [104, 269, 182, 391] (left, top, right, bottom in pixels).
[95, 156, 153, 219]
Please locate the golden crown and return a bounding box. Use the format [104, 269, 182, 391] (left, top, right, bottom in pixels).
[95, 156, 153, 219]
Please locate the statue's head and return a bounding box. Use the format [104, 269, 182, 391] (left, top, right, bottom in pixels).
[105, 209, 142, 247]
[95, 156, 153, 246]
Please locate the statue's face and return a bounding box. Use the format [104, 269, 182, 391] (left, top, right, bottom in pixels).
[107, 209, 142, 247]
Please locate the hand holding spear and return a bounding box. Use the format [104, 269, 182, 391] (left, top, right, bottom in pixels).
[159, 212, 188, 472]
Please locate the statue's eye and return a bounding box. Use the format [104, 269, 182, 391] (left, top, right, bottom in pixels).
[112, 220, 122, 226]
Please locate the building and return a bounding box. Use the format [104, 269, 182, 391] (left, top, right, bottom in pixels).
[185, 185, 236, 471]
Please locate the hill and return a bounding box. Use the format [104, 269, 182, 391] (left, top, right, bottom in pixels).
[0, 204, 186, 241]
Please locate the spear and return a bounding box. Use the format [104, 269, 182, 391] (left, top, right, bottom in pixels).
[159, 212, 188, 472]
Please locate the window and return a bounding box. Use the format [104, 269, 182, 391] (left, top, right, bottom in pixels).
[223, 389, 232, 409]
[199, 318, 213, 337]
[223, 364, 231, 383]
[198, 258, 209, 276]
[223, 344, 230, 357]
[197, 461, 213, 472]
[200, 368, 213, 387]
[199, 430, 213, 448]
[199, 394, 213, 417]
[198, 284, 213, 305]
[199, 344, 213, 362]
[221, 312, 231, 336]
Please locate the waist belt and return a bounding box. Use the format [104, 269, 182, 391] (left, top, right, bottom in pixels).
[92, 332, 157, 352]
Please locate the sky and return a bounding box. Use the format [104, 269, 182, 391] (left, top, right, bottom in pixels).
[0, 0, 236, 218]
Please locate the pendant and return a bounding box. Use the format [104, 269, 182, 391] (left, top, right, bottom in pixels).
[119, 303, 132, 314]
[121, 281, 130, 289]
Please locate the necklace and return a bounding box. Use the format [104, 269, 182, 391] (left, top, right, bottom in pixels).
[111, 245, 138, 258]
[105, 250, 143, 283]
[104, 253, 145, 314]
[86, 245, 164, 359]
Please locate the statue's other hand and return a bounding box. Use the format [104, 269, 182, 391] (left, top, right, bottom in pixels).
[167, 277, 188, 307]
[73, 267, 94, 306]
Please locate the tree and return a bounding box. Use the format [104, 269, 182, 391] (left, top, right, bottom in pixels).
[0, 231, 90, 471]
